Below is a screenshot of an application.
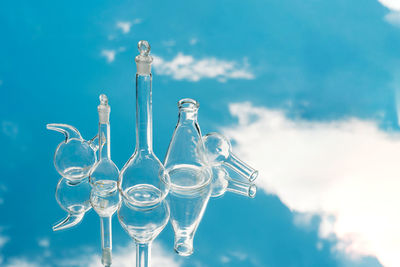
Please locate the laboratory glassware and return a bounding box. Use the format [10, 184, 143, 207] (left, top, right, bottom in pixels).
[203, 132, 258, 182]
[47, 123, 98, 183]
[89, 94, 120, 267]
[164, 98, 212, 256]
[210, 166, 256, 198]
[118, 40, 170, 267]
[53, 177, 92, 231]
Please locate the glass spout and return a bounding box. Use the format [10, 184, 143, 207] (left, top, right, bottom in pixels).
[225, 153, 258, 182]
[226, 177, 257, 198]
[53, 212, 85, 231]
[47, 123, 83, 142]
[203, 132, 258, 182]
[54, 177, 92, 231]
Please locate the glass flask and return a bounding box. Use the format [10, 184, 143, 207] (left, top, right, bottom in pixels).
[210, 166, 257, 198]
[118, 40, 170, 267]
[47, 123, 98, 183]
[53, 177, 92, 231]
[203, 132, 258, 182]
[89, 94, 120, 267]
[164, 98, 212, 257]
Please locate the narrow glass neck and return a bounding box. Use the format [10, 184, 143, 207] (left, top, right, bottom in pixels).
[136, 74, 153, 152]
[136, 242, 150, 267]
[99, 123, 111, 160]
[178, 110, 198, 123]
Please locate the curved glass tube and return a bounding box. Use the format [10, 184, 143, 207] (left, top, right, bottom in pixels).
[89, 94, 120, 267]
[203, 132, 258, 182]
[118, 40, 170, 267]
[210, 166, 256, 198]
[53, 177, 92, 231]
[164, 98, 212, 256]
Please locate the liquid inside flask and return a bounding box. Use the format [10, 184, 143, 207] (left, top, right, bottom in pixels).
[117, 41, 170, 267]
[164, 98, 212, 257]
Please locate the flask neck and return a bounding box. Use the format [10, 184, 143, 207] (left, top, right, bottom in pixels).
[135, 74, 153, 152]
[99, 122, 111, 160]
[178, 110, 198, 124]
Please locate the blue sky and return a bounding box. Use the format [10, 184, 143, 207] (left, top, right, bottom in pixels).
[1, 0, 400, 266]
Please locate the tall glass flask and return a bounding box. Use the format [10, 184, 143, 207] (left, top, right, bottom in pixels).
[164, 98, 212, 256]
[89, 94, 120, 267]
[118, 41, 170, 267]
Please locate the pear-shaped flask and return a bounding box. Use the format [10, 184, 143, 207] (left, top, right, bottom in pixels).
[164, 98, 212, 256]
[118, 41, 170, 267]
[89, 94, 120, 267]
[47, 123, 98, 183]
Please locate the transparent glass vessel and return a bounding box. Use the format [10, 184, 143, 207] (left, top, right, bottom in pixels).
[89, 94, 120, 267]
[210, 166, 256, 198]
[203, 132, 258, 182]
[118, 40, 170, 267]
[47, 123, 98, 183]
[53, 177, 92, 231]
[164, 98, 212, 257]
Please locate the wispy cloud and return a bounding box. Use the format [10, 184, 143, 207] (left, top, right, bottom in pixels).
[378, 0, 400, 26]
[152, 53, 255, 82]
[0, 231, 9, 265]
[100, 47, 126, 63]
[189, 38, 198, 45]
[223, 102, 400, 267]
[38, 238, 49, 248]
[2, 121, 18, 139]
[58, 241, 181, 267]
[116, 22, 131, 34]
[101, 50, 116, 63]
[116, 19, 142, 34]
[378, 0, 400, 11]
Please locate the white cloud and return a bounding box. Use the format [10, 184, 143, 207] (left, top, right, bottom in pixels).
[116, 22, 132, 34]
[58, 241, 181, 267]
[100, 47, 126, 63]
[162, 40, 176, 47]
[3, 259, 40, 267]
[189, 38, 198, 45]
[101, 50, 116, 63]
[38, 238, 50, 248]
[2, 121, 18, 139]
[385, 11, 400, 26]
[222, 102, 400, 267]
[152, 53, 254, 82]
[0, 232, 9, 265]
[378, 0, 400, 11]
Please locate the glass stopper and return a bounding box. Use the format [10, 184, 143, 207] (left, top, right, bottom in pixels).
[99, 94, 108, 105]
[138, 40, 150, 56]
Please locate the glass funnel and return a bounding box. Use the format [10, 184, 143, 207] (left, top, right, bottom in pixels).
[89, 94, 120, 267]
[203, 132, 258, 182]
[164, 98, 212, 257]
[117, 40, 170, 267]
[53, 177, 92, 231]
[47, 123, 98, 183]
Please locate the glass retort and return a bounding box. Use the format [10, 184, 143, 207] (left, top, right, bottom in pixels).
[89, 94, 120, 267]
[118, 41, 170, 267]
